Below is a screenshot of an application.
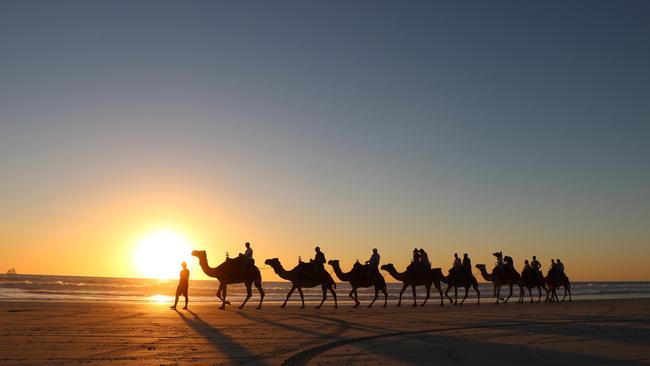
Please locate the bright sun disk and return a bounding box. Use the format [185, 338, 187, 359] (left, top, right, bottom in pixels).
[134, 230, 193, 279]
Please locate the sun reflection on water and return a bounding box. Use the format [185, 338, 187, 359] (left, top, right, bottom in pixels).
[150, 294, 171, 304]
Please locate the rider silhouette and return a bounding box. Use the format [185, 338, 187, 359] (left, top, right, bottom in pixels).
[313, 246, 326, 272]
[365, 248, 380, 275]
[462, 253, 472, 273]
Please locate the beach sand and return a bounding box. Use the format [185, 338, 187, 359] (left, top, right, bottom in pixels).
[1, 298, 649, 365]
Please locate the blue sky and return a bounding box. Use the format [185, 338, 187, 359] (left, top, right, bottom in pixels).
[1, 1, 649, 279]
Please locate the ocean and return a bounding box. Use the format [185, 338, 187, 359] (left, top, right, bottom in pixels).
[1, 274, 649, 305]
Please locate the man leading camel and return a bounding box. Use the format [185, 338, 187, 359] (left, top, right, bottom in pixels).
[170, 262, 190, 310]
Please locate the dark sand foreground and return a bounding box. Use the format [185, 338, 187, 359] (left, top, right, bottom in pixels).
[1, 298, 649, 365]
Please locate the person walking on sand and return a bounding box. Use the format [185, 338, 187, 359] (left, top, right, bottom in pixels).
[170, 262, 190, 310]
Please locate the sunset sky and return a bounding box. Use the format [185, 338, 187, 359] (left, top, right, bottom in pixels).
[1, 1, 649, 281]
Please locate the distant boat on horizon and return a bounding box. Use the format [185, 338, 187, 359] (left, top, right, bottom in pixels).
[6, 268, 17, 275]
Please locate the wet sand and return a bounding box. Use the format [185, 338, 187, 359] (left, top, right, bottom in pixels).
[1, 298, 649, 365]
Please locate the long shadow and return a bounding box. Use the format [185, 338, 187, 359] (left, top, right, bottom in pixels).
[282, 318, 649, 366]
[176, 310, 266, 365]
[237, 310, 330, 338]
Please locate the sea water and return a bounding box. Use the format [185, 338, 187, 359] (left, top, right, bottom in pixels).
[2, 274, 649, 305]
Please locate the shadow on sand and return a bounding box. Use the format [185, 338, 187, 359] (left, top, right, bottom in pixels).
[175, 310, 267, 365]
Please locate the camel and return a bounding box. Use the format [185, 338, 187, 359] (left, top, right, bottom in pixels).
[476, 252, 521, 304]
[437, 267, 481, 305]
[380, 263, 444, 307]
[264, 258, 337, 309]
[328, 260, 387, 308]
[545, 267, 572, 302]
[518, 267, 549, 303]
[475, 263, 520, 304]
[191, 250, 264, 310]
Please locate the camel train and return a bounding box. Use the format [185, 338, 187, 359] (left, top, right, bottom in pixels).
[190, 249, 571, 310]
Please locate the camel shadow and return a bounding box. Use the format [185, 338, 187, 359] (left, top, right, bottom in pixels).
[175, 310, 266, 365]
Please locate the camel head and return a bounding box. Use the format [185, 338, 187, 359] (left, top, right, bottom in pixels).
[380, 263, 395, 272]
[191, 250, 206, 259]
[492, 251, 502, 259]
[264, 258, 281, 268]
[475, 264, 486, 270]
[327, 259, 339, 267]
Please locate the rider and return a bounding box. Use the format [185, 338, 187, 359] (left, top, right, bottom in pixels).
[556, 259, 565, 273]
[313, 246, 326, 272]
[549, 259, 556, 272]
[365, 248, 380, 275]
[242, 242, 253, 271]
[523, 259, 531, 273]
[462, 253, 472, 273]
[453, 253, 461, 268]
[531, 256, 541, 273]
[418, 248, 430, 272]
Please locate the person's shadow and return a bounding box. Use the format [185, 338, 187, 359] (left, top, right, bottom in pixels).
[175, 309, 266, 365]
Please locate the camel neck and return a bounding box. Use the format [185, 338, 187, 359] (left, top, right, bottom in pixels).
[271, 263, 291, 281]
[331, 263, 351, 281]
[386, 267, 405, 281]
[478, 266, 492, 281]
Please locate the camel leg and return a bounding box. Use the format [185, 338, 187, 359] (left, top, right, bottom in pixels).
[397, 283, 408, 307]
[368, 286, 378, 308]
[567, 285, 572, 301]
[504, 284, 513, 304]
[316, 287, 327, 309]
[329, 286, 338, 308]
[411, 285, 417, 307]
[352, 288, 360, 307]
[529, 288, 534, 303]
[562, 286, 568, 302]
[460, 286, 469, 305]
[453, 286, 458, 305]
[348, 289, 358, 307]
[216, 283, 224, 303]
[296, 287, 305, 308]
[239, 282, 253, 309]
[444, 283, 454, 304]
[220, 285, 228, 310]
[494, 284, 500, 304]
[382, 286, 388, 308]
[282, 285, 296, 308]
[421, 284, 431, 307]
[435, 283, 444, 307]
[254, 278, 265, 309]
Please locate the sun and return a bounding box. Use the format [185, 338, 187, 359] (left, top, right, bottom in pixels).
[133, 230, 193, 279]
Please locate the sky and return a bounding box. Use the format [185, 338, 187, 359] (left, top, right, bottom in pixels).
[1, 1, 649, 281]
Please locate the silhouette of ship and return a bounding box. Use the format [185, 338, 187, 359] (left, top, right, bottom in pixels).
[6, 268, 16, 275]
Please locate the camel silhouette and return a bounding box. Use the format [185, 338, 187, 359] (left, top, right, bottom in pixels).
[380, 263, 445, 307]
[191, 250, 265, 310]
[328, 260, 388, 308]
[437, 267, 480, 305]
[545, 267, 572, 302]
[475, 263, 520, 304]
[264, 258, 338, 309]
[518, 266, 549, 303]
